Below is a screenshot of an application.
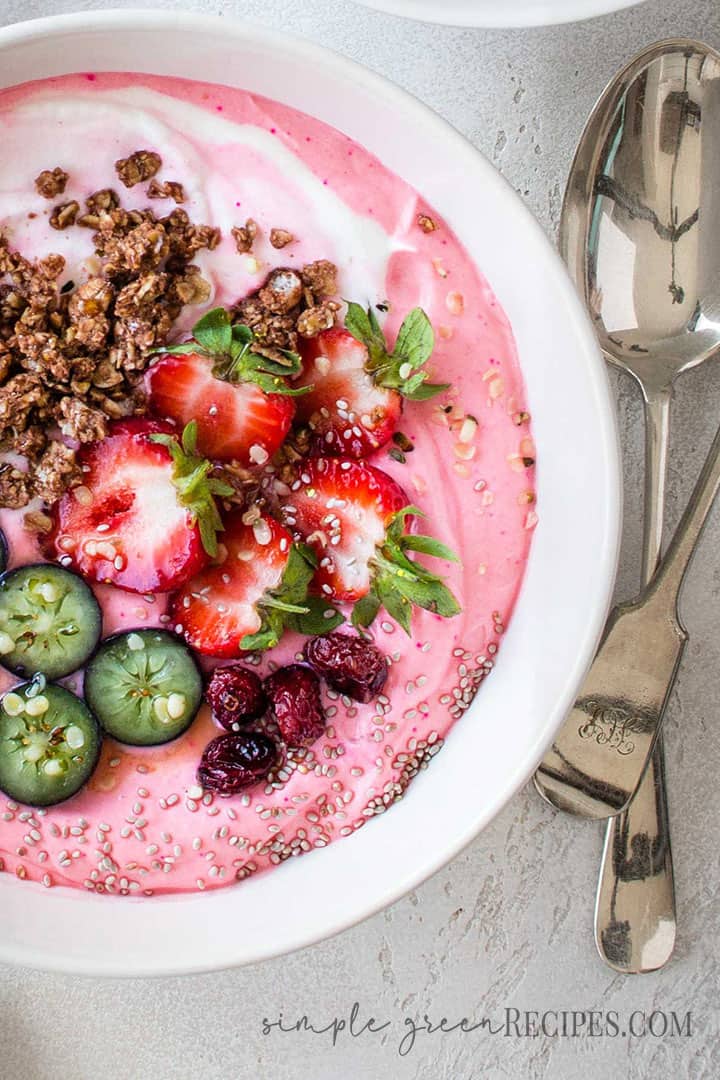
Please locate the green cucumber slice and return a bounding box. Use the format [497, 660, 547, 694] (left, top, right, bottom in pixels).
[0, 564, 102, 680]
[0, 681, 101, 807]
[84, 629, 203, 746]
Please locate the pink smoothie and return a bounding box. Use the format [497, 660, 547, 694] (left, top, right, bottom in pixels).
[0, 73, 536, 896]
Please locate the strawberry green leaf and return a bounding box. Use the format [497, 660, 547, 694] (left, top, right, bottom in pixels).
[352, 506, 461, 634]
[152, 342, 202, 358]
[149, 423, 232, 558]
[375, 575, 413, 635]
[262, 597, 311, 615]
[240, 542, 343, 652]
[345, 301, 387, 367]
[351, 589, 382, 630]
[288, 596, 345, 636]
[243, 370, 312, 397]
[401, 534, 460, 563]
[344, 302, 448, 402]
[390, 572, 461, 618]
[214, 333, 307, 395]
[248, 353, 299, 377]
[193, 307, 233, 354]
[402, 380, 450, 401]
[385, 504, 426, 541]
[152, 307, 309, 397]
[240, 626, 282, 653]
[393, 308, 434, 370]
[181, 419, 198, 456]
[230, 324, 254, 351]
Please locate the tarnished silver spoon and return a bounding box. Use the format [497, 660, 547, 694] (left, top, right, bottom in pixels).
[534, 39, 720, 971]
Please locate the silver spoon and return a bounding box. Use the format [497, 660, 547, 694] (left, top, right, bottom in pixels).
[534, 39, 720, 971]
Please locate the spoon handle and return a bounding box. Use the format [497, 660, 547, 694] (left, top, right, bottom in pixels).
[651, 417, 720, 604]
[595, 386, 676, 972]
[595, 736, 674, 971]
[639, 387, 671, 583]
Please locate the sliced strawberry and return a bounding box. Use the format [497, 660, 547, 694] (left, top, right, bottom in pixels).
[295, 329, 401, 457]
[284, 458, 461, 633]
[49, 419, 216, 594]
[146, 307, 308, 466]
[171, 514, 343, 658]
[147, 350, 295, 465]
[282, 458, 408, 602]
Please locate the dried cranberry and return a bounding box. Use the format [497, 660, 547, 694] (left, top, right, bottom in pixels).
[303, 632, 387, 703]
[206, 665, 267, 730]
[197, 732, 278, 794]
[265, 664, 326, 747]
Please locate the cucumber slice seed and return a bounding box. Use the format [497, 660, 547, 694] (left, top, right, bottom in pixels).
[84, 629, 203, 746]
[0, 681, 101, 807]
[0, 564, 102, 680]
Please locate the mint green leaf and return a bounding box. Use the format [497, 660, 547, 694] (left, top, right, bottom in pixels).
[401, 534, 460, 563]
[393, 308, 434, 369]
[193, 307, 233, 354]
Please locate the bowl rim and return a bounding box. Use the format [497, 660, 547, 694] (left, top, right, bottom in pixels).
[0, 8, 622, 976]
[356, 0, 645, 28]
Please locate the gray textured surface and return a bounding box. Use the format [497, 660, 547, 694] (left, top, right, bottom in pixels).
[1, 0, 719, 1077]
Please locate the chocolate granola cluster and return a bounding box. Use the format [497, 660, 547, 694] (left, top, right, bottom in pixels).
[233, 260, 339, 362]
[0, 152, 340, 513]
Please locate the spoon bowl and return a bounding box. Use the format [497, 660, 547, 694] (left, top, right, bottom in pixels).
[561, 40, 720, 392]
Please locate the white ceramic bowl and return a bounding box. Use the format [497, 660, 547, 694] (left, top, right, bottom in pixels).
[0, 10, 620, 976]
[358, 0, 646, 28]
